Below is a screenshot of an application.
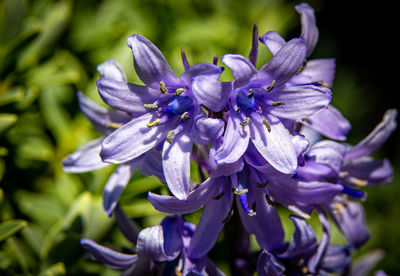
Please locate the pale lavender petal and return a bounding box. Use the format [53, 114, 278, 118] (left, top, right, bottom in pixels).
[97, 78, 159, 114]
[81, 238, 138, 268]
[191, 111, 224, 145]
[62, 137, 109, 173]
[191, 75, 233, 112]
[307, 140, 347, 173]
[187, 180, 233, 259]
[320, 245, 351, 274]
[147, 177, 220, 215]
[259, 38, 307, 86]
[303, 105, 351, 141]
[137, 226, 164, 261]
[101, 113, 177, 164]
[345, 109, 397, 160]
[259, 31, 286, 55]
[162, 130, 193, 200]
[296, 159, 336, 182]
[103, 158, 144, 216]
[295, 2, 319, 56]
[209, 137, 244, 177]
[342, 157, 393, 186]
[126, 34, 181, 87]
[250, 114, 297, 175]
[257, 251, 285, 276]
[180, 62, 224, 84]
[221, 54, 258, 86]
[266, 85, 331, 120]
[290, 59, 336, 87]
[77, 92, 130, 134]
[181, 48, 190, 71]
[97, 59, 127, 82]
[215, 110, 250, 165]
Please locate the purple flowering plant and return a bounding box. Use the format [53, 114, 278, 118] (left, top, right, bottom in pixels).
[63, 3, 397, 275]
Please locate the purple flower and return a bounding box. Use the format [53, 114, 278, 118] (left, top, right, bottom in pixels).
[260, 3, 351, 141]
[81, 207, 224, 275]
[62, 60, 165, 216]
[98, 34, 226, 200]
[196, 36, 332, 174]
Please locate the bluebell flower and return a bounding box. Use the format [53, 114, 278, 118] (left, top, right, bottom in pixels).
[62, 60, 165, 216]
[98, 34, 227, 200]
[81, 207, 225, 275]
[194, 36, 332, 174]
[260, 3, 351, 141]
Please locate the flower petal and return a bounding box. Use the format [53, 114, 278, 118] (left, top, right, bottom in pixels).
[209, 137, 244, 177]
[162, 130, 193, 200]
[191, 75, 233, 112]
[295, 2, 319, 56]
[136, 216, 183, 262]
[180, 62, 224, 84]
[307, 140, 347, 173]
[290, 59, 336, 87]
[126, 34, 181, 87]
[250, 114, 297, 175]
[257, 250, 285, 276]
[62, 137, 109, 173]
[222, 54, 258, 87]
[97, 59, 127, 82]
[148, 177, 220, 215]
[80, 238, 138, 268]
[101, 113, 177, 164]
[259, 38, 307, 86]
[187, 180, 233, 259]
[215, 110, 250, 165]
[345, 109, 397, 160]
[191, 110, 224, 145]
[97, 78, 159, 114]
[103, 158, 144, 216]
[329, 197, 370, 248]
[259, 31, 286, 56]
[266, 85, 332, 120]
[114, 205, 141, 245]
[303, 105, 351, 141]
[77, 92, 130, 134]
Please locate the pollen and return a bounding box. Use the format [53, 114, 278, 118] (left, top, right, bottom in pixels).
[144, 103, 158, 109]
[166, 130, 174, 144]
[181, 112, 190, 120]
[106, 122, 122, 129]
[175, 88, 186, 96]
[240, 117, 251, 126]
[263, 119, 271, 132]
[234, 188, 248, 195]
[159, 81, 168, 94]
[333, 202, 343, 215]
[146, 118, 161, 127]
[266, 80, 275, 92]
[271, 101, 285, 106]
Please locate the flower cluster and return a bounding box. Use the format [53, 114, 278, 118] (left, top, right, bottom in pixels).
[63, 3, 397, 275]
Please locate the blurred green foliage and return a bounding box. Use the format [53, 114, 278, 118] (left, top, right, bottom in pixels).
[0, 0, 398, 275]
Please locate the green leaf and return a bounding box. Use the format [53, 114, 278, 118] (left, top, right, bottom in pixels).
[0, 113, 18, 134]
[0, 220, 28, 242]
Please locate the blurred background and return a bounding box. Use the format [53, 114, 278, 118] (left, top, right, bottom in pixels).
[0, 0, 398, 275]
